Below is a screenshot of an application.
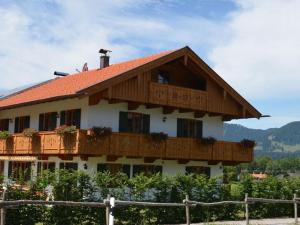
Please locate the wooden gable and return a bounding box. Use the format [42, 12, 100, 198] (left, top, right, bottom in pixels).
[87, 47, 261, 120]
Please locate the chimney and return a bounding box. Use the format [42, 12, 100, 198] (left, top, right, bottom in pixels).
[99, 49, 111, 69]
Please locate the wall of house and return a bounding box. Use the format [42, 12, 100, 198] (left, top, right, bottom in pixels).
[0, 98, 223, 139]
[87, 100, 223, 139]
[1, 157, 223, 180]
[0, 98, 89, 133]
[0, 98, 224, 178]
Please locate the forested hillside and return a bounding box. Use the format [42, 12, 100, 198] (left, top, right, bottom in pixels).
[224, 122, 300, 158]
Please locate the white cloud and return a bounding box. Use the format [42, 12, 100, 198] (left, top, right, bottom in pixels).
[209, 0, 300, 100]
[0, 0, 226, 90]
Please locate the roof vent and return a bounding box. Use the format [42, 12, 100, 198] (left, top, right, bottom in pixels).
[99, 49, 111, 69]
[54, 71, 69, 77]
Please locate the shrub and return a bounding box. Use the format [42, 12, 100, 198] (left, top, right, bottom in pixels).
[200, 136, 217, 145]
[22, 128, 38, 138]
[240, 139, 256, 148]
[147, 132, 168, 143]
[55, 125, 77, 136]
[88, 126, 112, 139]
[0, 131, 10, 139]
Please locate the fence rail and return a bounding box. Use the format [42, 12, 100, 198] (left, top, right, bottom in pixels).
[0, 190, 300, 225]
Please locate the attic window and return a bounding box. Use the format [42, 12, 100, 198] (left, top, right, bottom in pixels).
[158, 71, 169, 84]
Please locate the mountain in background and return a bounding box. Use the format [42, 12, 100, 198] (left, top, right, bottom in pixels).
[224, 122, 300, 159]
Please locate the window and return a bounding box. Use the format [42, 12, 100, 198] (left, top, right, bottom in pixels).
[37, 161, 56, 176]
[14, 116, 30, 133]
[60, 109, 81, 128]
[0, 119, 9, 131]
[177, 119, 202, 138]
[8, 161, 32, 181]
[39, 112, 57, 131]
[186, 166, 210, 178]
[132, 165, 162, 177]
[97, 163, 130, 177]
[158, 71, 169, 84]
[59, 162, 78, 171]
[119, 112, 150, 134]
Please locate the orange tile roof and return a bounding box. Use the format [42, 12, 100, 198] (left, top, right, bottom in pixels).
[0, 49, 176, 109]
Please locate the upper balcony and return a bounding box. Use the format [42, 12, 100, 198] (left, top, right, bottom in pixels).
[0, 130, 253, 164]
[148, 82, 208, 111]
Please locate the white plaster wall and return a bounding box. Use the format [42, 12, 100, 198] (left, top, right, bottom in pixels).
[86, 100, 224, 139]
[0, 98, 89, 133]
[10, 157, 223, 178]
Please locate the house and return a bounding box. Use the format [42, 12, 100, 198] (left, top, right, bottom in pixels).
[0, 46, 261, 180]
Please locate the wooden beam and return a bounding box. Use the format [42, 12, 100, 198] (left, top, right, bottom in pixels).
[194, 111, 206, 118]
[222, 115, 233, 121]
[208, 112, 223, 117]
[223, 89, 227, 100]
[184, 55, 188, 66]
[179, 108, 193, 113]
[89, 93, 102, 106]
[178, 159, 190, 164]
[108, 99, 123, 104]
[146, 104, 160, 109]
[128, 102, 141, 111]
[108, 87, 112, 100]
[80, 156, 89, 161]
[106, 155, 119, 162]
[163, 107, 175, 114]
[38, 155, 49, 161]
[222, 162, 238, 166]
[144, 157, 158, 163]
[208, 161, 219, 165]
[59, 155, 73, 161]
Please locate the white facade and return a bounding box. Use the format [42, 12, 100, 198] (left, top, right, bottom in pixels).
[0, 97, 224, 178]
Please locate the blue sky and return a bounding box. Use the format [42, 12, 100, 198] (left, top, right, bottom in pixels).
[0, 0, 300, 129]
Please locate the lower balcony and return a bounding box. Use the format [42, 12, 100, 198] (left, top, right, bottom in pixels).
[0, 130, 253, 164]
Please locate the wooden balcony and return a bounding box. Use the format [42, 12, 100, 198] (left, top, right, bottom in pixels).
[149, 82, 208, 111]
[0, 130, 253, 163]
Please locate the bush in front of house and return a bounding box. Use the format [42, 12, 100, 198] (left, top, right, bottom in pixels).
[3, 170, 300, 225]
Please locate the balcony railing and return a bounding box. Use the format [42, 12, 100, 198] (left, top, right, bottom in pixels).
[0, 130, 253, 163]
[149, 82, 208, 111]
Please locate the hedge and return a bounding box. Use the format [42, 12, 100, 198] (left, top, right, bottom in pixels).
[3, 171, 300, 225]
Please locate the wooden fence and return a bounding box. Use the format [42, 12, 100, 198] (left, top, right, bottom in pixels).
[0, 190, 300, 225]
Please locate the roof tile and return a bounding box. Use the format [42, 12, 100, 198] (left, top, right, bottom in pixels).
[0, 49, 176, 109]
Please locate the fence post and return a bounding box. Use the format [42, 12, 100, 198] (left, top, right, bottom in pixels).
[184, 195, 191, 225]
[105, 195, 110, 225]
[245, 193, 249, 225]
[1, 188, 7, 225]
[294, 193, 298, 225]
[109, 197, 115, 225]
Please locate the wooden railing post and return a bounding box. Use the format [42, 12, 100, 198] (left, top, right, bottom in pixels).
[245, 193, 249, 225]
[184, 195, 191, 225]
[1, 188, 7, 225]
[294, 193, 298, 224]
[109, 197, 115, 225]
[105, 195, 110, 225]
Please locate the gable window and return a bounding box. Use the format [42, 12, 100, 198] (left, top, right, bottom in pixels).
[186, 166, 210, 178]
[119, 112, 150, 134]
[60, 109, 81, 128]
[158, 71, 170, 84]
[39, 112, 57, 131]
[14, 116, 30, 133]
[132, 165, 162, 177]
[97, 163, 131, 177]
[59, 162, 78, 171]
[177, 118, 202, 138]
[0, 119, 9, 131]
